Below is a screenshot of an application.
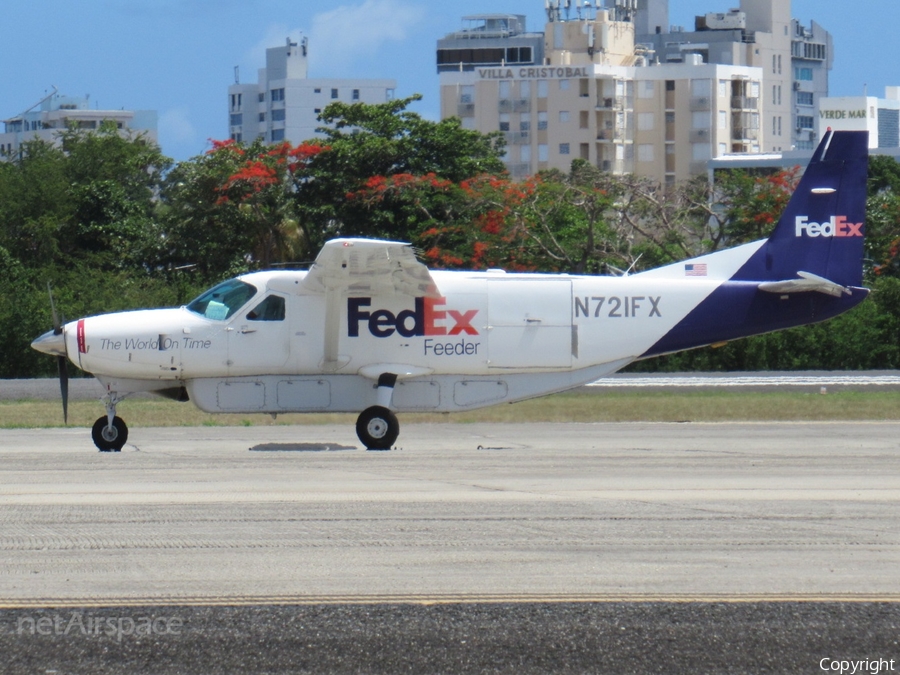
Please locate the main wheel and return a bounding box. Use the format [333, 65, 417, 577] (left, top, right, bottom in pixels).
[356, 406, 399, 450]
[91, 416, 128, 452]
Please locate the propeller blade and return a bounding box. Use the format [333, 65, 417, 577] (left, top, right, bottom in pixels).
[47, 283, 68, 424]
[57, 355, 69, 425]
[48, 282, 62, 335]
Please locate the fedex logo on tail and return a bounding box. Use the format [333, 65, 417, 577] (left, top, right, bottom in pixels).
[795, 216, 863, 238]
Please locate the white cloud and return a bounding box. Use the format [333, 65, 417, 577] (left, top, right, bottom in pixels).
[308, 0, 426, 75]
[158, 107, 198, 156]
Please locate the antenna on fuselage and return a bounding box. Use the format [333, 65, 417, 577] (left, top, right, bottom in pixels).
[607, 254, 643, 276]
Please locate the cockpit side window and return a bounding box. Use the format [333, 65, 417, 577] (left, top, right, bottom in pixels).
[247, 295, 286, 321]
[186, 279, 257, 321]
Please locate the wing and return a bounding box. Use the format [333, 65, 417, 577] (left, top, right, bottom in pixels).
[301, 238, 440, 372]
[301, 238, 439, 298]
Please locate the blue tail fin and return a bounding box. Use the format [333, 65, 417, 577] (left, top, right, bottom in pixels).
[641, 130, 869, 358]
[732, 129, 868, 287]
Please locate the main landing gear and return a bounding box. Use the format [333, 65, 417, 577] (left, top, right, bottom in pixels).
[356, 406, 399, 450]
[355, 373, 400, 450]
[91, 393, 128, 452]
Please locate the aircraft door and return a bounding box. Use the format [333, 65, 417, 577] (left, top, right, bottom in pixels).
[225, 293, 291, 375]
[487, 279, 573, 369]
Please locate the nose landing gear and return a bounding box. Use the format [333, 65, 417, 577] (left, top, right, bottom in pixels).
[91, 393, 129, 452]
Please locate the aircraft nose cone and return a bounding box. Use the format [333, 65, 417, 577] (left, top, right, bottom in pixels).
[31, 329, 67, 357]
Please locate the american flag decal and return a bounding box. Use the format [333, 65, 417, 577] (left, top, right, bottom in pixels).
[685, 263, 708, 276]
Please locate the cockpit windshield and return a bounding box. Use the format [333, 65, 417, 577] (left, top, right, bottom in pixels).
[186, 279, 257, 321]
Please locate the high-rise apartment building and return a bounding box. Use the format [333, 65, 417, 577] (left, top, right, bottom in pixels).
[438, 0, 831, 181]
[640, 0, 832, 152]
[0, 89, 157, 157]
[438, 6, 763, 182]
[228, 38, 397, 145]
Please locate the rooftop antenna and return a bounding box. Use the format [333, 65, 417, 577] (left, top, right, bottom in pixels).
[234, 66, 240, 85]
[9, 85, 59, 122]
[546, 0, 563, 22]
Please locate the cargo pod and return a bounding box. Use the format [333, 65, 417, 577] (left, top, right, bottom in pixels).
[487, 278, 573, 369]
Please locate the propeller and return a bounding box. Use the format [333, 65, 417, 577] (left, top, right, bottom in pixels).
[47, 284, 69, 425]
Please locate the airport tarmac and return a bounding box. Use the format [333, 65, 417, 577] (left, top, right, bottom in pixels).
[1, 422, 899, 672]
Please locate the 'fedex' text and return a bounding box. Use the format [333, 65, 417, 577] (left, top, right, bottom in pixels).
[348, 297, 479, 338]
[795, 216, 863, 238]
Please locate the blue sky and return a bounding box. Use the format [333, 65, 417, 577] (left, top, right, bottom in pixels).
[1, 0, 895, 162]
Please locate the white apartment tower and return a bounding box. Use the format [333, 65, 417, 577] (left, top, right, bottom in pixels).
[640, 0, 832, 152]
[228, 38, 397, 145]
[1, 89, 158, 157]
[438, 6, 764, 183]
[438, 0, 832, 181]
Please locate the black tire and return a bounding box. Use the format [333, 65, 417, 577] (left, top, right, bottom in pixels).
[91, 416, 128, 452]
[356, 406, 399, 450]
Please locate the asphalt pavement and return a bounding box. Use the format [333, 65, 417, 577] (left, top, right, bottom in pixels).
[2, 413, 899, 673]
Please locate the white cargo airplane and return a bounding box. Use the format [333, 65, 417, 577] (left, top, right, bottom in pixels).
[32, 130, 869, 451]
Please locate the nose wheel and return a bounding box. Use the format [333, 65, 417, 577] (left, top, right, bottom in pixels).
[91, 415, 128, 452]
[91, 391, 128, 452]
[356, 406, 399, 450]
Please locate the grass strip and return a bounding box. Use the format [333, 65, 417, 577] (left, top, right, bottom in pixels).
[1, 390, 898, 429]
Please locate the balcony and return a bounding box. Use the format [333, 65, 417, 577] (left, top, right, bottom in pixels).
[596, 96, 624, 110]
[690, 96, 711, 111]
[504, 131, 530, 145]
[731, 96, 758, 110]
[599, 159, 625, 174]
[689, 128, 710, 143]
[732, 127, 759, 141]
[505, 162, 531, 179]
[513, 98, 531, 113]
[596, 128, 625, 142]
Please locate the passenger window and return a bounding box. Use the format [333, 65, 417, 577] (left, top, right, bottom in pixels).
[247, 295, 285, 321]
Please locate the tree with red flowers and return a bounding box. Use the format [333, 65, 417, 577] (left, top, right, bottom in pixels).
[161, 138, 327, 275]
[711, 166, 801, 246]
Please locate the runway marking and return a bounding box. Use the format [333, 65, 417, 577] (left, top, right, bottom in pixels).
[588, 374, 900, 388]
[3, 593, 900, 608]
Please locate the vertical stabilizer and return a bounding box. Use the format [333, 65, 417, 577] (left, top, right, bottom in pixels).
[731, 130, 868, 288]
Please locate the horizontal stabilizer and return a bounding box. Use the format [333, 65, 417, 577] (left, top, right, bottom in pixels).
[758, 271, 851, 298]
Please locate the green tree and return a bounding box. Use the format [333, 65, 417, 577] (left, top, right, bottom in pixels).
[0, 123, 170, 272]
[0, 139, 70, 267]
[160, 138, 328, 278]
[294, 95, 507, 245]
[868, 154, 900, 197]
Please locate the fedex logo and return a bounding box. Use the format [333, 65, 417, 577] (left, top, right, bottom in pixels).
[795, 216, 863, 238]
[348, 297, 479, 338]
